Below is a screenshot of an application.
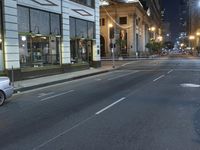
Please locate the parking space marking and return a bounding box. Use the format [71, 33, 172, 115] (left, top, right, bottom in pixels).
[38, 92, 55, 98]
[40, 90, 74, 102]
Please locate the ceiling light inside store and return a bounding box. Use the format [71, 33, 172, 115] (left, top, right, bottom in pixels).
[21, 36, 26, 41]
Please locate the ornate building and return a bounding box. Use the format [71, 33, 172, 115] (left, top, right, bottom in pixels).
[100, 0, 162, 57]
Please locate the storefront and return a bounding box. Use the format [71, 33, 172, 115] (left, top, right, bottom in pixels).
[70, 17, 95, 65]
[1, 0, 100, 80]
[18, 6, 61, 68]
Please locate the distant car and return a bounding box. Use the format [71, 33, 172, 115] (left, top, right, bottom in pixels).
[0, 77, 13, 106]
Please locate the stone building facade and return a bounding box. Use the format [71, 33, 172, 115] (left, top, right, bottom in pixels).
[0, 0, 100, 80]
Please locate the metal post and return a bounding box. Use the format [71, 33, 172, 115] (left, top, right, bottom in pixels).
[112, 45, 115, 68]
[11, 66, 14, 87]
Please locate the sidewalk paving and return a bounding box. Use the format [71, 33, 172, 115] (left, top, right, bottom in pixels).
[13, 59, 153, 93]
[14, 65, 115, 93]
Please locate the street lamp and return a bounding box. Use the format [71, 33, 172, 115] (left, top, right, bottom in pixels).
[109, 23, 115, 68]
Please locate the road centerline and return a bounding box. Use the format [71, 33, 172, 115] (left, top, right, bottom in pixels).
[95, 97, 126, 115]
[153, 75, 165, 82]
[40, 90, 74, 102]
[167, 69, 174, 74]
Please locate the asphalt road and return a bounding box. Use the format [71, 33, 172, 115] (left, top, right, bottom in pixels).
[1, 57, 200, 150]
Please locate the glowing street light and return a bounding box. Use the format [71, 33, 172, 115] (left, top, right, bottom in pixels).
[157, 36, 163, 42]
[108, 23, 113, 28]
[149, 27, 156, 32]
[189, 35, 195, 40]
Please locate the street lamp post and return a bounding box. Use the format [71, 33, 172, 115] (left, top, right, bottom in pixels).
[109, 23, 115, 68]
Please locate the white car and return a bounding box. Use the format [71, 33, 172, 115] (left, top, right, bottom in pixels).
[0, 77, 13, 106]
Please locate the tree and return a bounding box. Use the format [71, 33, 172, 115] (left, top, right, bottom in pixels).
[146, 39, 163, 54]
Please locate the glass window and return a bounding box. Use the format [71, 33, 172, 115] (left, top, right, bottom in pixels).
[19, 35, 30, 65]
[18, 6, 30, 33]
[119, 17, 127, 25]
[70, 17, 76, 38]
[76, 19, 87, 38]
[19, 35, 60, 67]
[100, 18, 105, 26]
[30, 9, 50, 35]
[88, 22, 94, 39]
[50, 14, 60, 35]
[70, 0, 94, 8]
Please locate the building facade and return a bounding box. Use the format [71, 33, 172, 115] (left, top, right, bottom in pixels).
[189, 0, 200, 49]
[100, 0, 162, 58]
[0, 0, 100, 80]
[179, 0, 188, 34]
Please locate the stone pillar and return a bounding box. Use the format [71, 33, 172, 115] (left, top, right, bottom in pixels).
[131, 13, 137, 56]
[61, 0, 70, 64]
[3, 0, 20, 70]
[92, 0, 101, 67]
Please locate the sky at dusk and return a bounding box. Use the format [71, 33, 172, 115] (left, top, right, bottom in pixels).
[163, 0, 180, 42]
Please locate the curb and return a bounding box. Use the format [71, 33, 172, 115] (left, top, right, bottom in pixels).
[14, 70, 111, 93]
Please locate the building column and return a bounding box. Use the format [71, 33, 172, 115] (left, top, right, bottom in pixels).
[92, 0, 101, 67]
[142, 23, 146, 54]
[3, 0, 20, 70]
[61, 0, 70, 65]
[130, 13, 137, 56]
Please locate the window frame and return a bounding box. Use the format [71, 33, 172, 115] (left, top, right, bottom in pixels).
[70, 0, 95, 8]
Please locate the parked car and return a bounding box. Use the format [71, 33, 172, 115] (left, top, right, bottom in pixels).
[0, 77, 13, 106]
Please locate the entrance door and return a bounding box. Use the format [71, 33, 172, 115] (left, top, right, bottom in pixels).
[100, 35, 105, 57]
[86, 40, 93, 65]
[136, 33, 139, 56]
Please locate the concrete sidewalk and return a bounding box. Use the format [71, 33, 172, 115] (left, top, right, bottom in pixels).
[13, 59, 145, 93]
[14, 65, 115, 93]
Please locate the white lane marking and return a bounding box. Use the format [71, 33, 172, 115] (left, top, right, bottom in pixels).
[33, 115, 95, 150]
[180, 83, 200, 88]
[40, 90, 74, 101]
[95, 97, 126, 115]
[95, 79, 102, 81]
[121, 62, 133, 67]
[38, 92, 55, 98]
[167, 69, 174, 74]
[108, 71, 138, 81]
[153, 75, 165, 82]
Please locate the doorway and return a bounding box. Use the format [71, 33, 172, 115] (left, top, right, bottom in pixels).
[70, 39, 93, 65]
[100, 35, 106, 57]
